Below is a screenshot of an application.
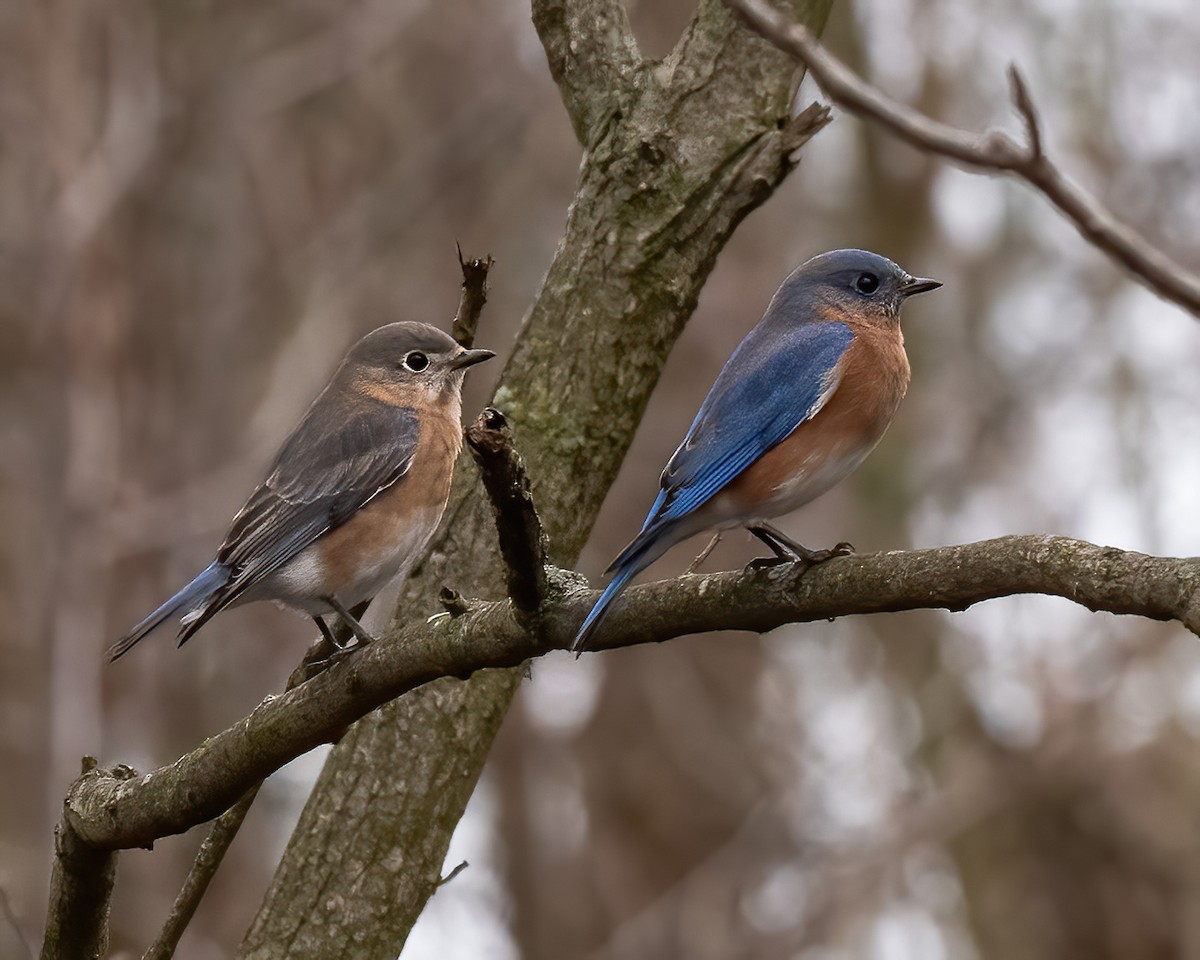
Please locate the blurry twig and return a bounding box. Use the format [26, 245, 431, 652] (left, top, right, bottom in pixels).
[0, 886, 32, 960]
[436, 861, 469, 888]
[724, 0, 1200, 319]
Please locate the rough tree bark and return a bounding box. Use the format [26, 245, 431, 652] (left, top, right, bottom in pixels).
[41, 760, 118, 960]
[237, 1, 833, 956]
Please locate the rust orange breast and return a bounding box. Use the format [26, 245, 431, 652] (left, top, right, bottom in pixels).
[720, 323, 910, 517]
[314, 402, 463, 600]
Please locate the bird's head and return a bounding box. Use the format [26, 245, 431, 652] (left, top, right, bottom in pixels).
[774, 248, 941, 326]
[344, 322, 494, 402]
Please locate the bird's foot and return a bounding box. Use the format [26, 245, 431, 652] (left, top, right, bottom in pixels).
[745, 524, 853, 572]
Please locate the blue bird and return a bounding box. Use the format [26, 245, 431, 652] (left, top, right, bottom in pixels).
[108, 322, 493, 661]
[573, 249, 940, 652]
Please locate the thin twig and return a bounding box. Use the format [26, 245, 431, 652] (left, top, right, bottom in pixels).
[724, 0, 1200, 318]
[451, 245, 493, 349]
[466, 407, 548, 618]
[1007, 65, 1042, 161]
[685, 533, 723, 574]
[436, 860, 469, 888]
[0, 886, 32, 960]
[142, 787, 260, 960]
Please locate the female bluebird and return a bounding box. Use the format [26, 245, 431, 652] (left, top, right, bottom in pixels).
[573, 249, 940, 652]
[108, 322, 494, 661]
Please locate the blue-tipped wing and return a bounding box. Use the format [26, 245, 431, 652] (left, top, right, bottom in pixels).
[573, 320, 855, 651]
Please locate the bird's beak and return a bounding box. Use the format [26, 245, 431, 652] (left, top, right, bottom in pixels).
[900, 276, 942, 297]
[449, 348, 496, 370]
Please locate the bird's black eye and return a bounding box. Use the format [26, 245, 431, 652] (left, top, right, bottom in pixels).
[855, 272, 880, 294]
[401, 351, 429, 372]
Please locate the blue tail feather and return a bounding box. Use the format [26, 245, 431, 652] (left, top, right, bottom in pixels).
[573, 523, 678, 653]
[107, 561, 228, 661]
[572, 565, 639, 653]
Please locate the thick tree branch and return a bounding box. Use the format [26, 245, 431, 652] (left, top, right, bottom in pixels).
[41, 759, 119, 960]
[531, 0, 641, 146]
[466, 407, 548, 617]
[725, 0, 1200, 318]
[63, 535, 1200, 852]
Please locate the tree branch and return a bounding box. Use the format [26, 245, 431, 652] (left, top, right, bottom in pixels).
[466, 407, 548, 618]
[724, 0, 1200, 318]
[451, 245, 492, 349]
[62, 535, 1200, 852]
[141, 787, 259, 960]
[0, 886, 32, 960]
[41, 759, 120, 960]
[531, 0, 641, 146]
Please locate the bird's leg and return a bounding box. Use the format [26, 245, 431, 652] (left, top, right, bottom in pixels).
[686, 532, 723, 573]
[312, 615, 347, 650]
[305, 601, 376, 674]
[746, 523, 853, 570]
[322, 595, 380, 647]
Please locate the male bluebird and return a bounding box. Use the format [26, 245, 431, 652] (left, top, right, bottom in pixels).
[108, 322, 494, 661]
[573, 249, 940, 652]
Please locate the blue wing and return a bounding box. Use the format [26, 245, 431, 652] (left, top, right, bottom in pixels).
[573, 320, 855, 651]
[620, 319, 854, 560]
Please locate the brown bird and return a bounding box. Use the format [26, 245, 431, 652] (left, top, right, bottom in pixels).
[108, 322, 493, 661]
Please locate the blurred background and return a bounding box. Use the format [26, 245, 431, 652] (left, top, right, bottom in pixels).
[4, 0, 1200, 957]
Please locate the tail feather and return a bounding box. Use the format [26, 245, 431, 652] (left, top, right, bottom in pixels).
[572, 565, 639, 654]
[107, 561, 228, 662]
[573, 524, 677, 653]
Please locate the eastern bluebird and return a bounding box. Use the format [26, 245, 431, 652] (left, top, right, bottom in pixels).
[573, 249, 940, 652]
[108, 322, 494, 661]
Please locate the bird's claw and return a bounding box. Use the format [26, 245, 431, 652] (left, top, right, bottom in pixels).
[745, 539, 854, 573]
[801, 540, 855, 564]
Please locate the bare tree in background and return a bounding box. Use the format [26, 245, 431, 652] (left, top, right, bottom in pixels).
[7, 1, 1200, 958]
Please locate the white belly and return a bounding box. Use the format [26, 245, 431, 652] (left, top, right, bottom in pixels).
[243, 504, 441, 617]
[747, 440, 877, 522]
